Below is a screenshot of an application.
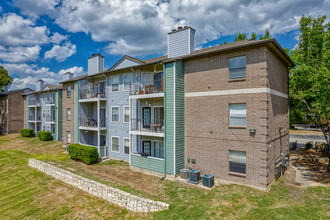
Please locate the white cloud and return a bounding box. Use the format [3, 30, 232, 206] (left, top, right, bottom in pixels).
[0, 45, 41, 63]
[50, 33, 68, 44]
[2, 63, 84, 90]
[12, 0, 60, 20]
[0, 13, 49, 47]
[12, 0, 330, 56]
[44, 41, 76, 62]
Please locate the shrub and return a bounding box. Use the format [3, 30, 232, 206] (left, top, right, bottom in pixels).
[20, 129, 35, 137]
[305, 141, 313, 149]
[68, 144, 98, 165]
[37, 131, 52, 141]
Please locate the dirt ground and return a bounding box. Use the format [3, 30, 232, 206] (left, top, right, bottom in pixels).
[289, 129, 324, 135]
[290, 148, 330, 186]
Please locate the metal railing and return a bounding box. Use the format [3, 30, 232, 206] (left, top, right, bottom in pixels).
[28, 115, 35, 121]
[28, 99, 41, 106]
[130, 118, 164, 133]
[79, 117, 106, 128]
[46, 116, 55, 122]
[45, 97, 55, 104]
[79, 86, 106, 99]
[130, 78, 164, 95]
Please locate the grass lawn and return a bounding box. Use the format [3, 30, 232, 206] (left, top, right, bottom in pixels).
[1, 134, 330, 219]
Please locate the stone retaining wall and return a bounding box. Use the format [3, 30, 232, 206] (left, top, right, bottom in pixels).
[29, 158, 169, 212]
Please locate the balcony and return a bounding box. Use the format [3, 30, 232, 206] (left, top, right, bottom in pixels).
[45, 98, 55, 105]
[79, 117, 106, 130]
[28, 115, 41, 122]
[130, 78, 164, 98]
[130, 118, 164, 137]
[28, 99, 41, 106]
[79, 86, 106, 101]
[46, 116, 55, 122]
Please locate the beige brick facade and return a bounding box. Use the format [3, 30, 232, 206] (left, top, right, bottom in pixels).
[184, 46, 289, 189]
[62, 82, 75, 145]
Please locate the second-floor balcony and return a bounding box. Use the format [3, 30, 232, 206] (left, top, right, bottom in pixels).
[130, 118, 164, 136]
[79, 117, 106, 129]
[130, 78, 164, 97]
[46, 116, 55, 122]
[29, 115, 41, 121]
[79, 86, 106, 100]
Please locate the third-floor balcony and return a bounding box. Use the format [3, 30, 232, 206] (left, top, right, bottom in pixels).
[130, 118, 164, 137]
[130, 78, 164, 98]
[45, 97, 55, 105]
[79, 86, 106, 101]
[28, 99, 41, 106]
[79, 117, 106, 130]
[46, 116, 55, 122]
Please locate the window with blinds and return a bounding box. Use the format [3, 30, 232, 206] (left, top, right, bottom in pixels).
[229, 104, 246, 126]
[229, 150, 246, 174]
[229, 56, 246, 79]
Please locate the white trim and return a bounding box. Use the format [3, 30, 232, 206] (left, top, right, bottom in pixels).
[111, 136, 120, 153]
[123, 138, 130, 155]
[129, 92, 164, 99]
[123, 105, 130, 123]
[173, 62, 176, 174]
[185, 88, 288, 99]
[131, 153, 165, 161]
[123, 74, 132, 91]
[111, 106, 120, 123]
[188, 28, 191, 54]
[130, 130, 164, 137]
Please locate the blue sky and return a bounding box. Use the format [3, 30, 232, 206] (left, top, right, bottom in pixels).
[0, 0, 329, 90]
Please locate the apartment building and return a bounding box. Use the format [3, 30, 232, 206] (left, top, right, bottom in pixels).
[57, 26, 292, 189]
[24, 80, 62, 141]
[0, 87, 33, 134]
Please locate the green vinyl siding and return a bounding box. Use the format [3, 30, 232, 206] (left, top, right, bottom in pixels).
[74, 81, 79, 143]
[175, 60, 185, 174]
[131, 154, 165, 173]
[164, 62, 175, 175]
[26, 98, 28, 128]
[54, 90, 62, 141]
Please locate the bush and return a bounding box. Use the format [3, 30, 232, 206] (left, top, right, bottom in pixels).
[37, 131, 52, 141]
[20, 129, 35, 137]
[68, 144, 98, 165]
[305, 141, 313, 149]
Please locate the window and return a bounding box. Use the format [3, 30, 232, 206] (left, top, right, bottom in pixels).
[229, 150, 246, 174]
[153, 141, 164, 159]
[67, 108, 71, 120]
[154, 107, 164, 126]
[123, 74, 131, 91]
[229, 56, 246, 79]
[67, 131, 71, 143]
[112, 137, 119, 152]
[112, 76, 119, 92]
[67, 85, 72, 97]
[124, 138, 130, 154]
[124, 106, 129, 123]
[229, 104, 246, 127]
[111, 107, 119, 122]
[142, 141, 151, 156]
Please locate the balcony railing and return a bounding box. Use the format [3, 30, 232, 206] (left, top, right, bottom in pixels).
[45, 98, 55, 104]
[29, 99, 40, 106]
[131, 118, 164, 133]
[130, 78, 164, 96]
[28, 115, 35, 121]
[79, 117, 106, 128]
[46, 116, 55, 122]
[79, 86, 106, 99]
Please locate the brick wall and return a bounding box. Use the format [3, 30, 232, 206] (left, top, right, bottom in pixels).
[7, 90, 26, 133]
[184, 46, 289, 188]
[62, 83, 75, 145]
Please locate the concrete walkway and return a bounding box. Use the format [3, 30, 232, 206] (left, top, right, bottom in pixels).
[291, 163, 312, 187]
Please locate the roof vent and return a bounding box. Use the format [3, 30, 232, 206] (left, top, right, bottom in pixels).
[178, 26, 182, 30]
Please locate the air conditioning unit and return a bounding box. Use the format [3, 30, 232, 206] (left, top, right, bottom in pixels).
[187, 169, 201, 184]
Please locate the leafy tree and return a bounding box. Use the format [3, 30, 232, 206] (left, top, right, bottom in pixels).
[0, 66, 12, 94]
[259, 29, 271, 40]
[234, 33, 247, 41]
[289, 15, 329, 146]
[251, 32, 257, 40]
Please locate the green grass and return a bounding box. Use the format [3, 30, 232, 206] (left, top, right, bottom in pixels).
[0, 134, 330, 219]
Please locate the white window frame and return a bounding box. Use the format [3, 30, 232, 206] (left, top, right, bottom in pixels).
[229, 56, 246, 80]
[123, 106, 130, 123]
[123, 74, 131, 91]
[123, 138, 130, 155]
[229, 103, 246, 127]
[111, 106, 120, 123]
[111, 136, 120, 153]
[152, 140, 164, 159]
[111, 75, 120, 92]
[67, 131, 71, 144]
[67, 108, 71, 120]
[153, 106, 164, 126]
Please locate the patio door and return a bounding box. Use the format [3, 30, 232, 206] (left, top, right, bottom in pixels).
[142, 141, 151, 156]
[142, 107, 151, 128]
[99, 81, 105, 95]
[100, 108, 106, 127]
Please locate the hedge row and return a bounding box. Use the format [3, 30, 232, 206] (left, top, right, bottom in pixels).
[20, 129, 35, 137]
[37, 131, 52, 141]
[68, 144, 98, 165]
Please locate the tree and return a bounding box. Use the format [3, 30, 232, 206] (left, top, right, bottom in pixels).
[289, 15, 330, 146]
[251, 32, 257, 40]
[259, 29, 271, 40]
[0, 66, 12, 94]
[234, 33, 247, 41]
